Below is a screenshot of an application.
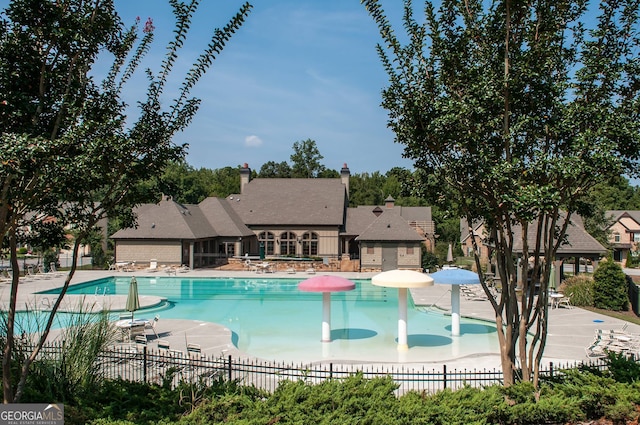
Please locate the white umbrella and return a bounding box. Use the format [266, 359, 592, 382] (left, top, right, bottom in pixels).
[446, 243, 454, 263]
[371, 270, 434, 351]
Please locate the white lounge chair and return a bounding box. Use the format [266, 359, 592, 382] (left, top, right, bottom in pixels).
[146, 260, 158, 273]
[145, 315, 159, 338]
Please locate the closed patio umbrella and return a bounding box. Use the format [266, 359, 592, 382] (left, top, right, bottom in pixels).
[549, 263, 557, 291]
[126, 277, 140, 321]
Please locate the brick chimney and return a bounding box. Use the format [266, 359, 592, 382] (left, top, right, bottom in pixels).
[384, 195, 395, 209]
[240, 163, 251, 194]
[340, 163, 350, 199]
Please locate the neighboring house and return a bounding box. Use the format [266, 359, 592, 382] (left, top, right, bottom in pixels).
[606, 210, 640, 265]
[111, 164, 435, 272]
[460, 213, 606, 280]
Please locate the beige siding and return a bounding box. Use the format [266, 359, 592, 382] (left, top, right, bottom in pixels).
[360, 243, 382, 267]
[609, 222, 629, 243]
[252, 227, 339, 257]
[619, 217, 639, 231]
[115, 240, 182, 264]
[397, 244, 421, 268]
[361, 243, 421, 270]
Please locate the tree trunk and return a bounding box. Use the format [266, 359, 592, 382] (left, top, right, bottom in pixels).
[2, 234, 19, 403]
[8, 237, 83, 402]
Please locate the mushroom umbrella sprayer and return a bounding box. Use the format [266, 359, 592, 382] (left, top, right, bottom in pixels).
[429, 268, 481, 336]
[371, 270, 434, 351]
[298, 275, 356, 342]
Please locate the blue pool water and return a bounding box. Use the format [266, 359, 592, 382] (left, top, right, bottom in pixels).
[35, 276, 499, 363]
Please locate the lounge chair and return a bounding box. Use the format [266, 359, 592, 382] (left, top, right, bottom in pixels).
[146, 260, 158, 273]
[145, 315, 159, 338]
[306, 267, 316, 275]
[135, 334, 148, 348]
[178, 264, 190, 273]
[187, 343, 201, 355]
[286, 267, 296, 274]
[47, 263, 64, 278]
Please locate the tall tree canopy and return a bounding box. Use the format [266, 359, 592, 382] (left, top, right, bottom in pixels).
[290, 139, 326, 178]
[0, 0, 251, 402]
[364, 0, 640, 386]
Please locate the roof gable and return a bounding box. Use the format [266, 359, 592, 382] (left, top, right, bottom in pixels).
[356, 211, 425, 242]
[198, 197, 254, 237]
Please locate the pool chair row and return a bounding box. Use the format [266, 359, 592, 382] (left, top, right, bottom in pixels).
[460, 284, 497, 301]
[585, 325, 639, 358]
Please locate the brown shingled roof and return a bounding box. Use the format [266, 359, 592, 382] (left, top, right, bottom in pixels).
[356, 211, 425, 242]
[344, 205, 433, 236]
[198, 197, 254, 237]
[111, 198, 215, 240]
[226, 178, 347, 226]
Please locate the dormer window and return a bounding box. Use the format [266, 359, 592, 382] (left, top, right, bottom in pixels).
[614, 233, 621, 243]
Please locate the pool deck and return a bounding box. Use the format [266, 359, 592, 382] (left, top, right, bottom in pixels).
[2, 269, 639, 370]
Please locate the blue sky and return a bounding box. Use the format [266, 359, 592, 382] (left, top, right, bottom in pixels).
[108, 0, 411, 175]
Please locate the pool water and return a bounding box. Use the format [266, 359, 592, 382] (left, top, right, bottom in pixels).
[37, 276, 499, 363]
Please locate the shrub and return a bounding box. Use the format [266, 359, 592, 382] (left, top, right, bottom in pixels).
[605, 351, 640, 384]
[560, 274, 594, 307]
[593, 259, 629, 311]
[43, 249, 59, 273]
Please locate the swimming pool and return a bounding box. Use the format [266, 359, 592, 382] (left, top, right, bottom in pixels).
[38, 276, 499, 363]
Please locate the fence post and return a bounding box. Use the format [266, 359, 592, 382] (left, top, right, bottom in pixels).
[549, 361, 554, 378]
[142, 346, 147, 383]
[228, 355, 232, 381]
[329, 363, 333, 380]
[443, 364, 447, 390]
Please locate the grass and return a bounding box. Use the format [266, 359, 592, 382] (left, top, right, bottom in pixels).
[582, 306, 640, 326]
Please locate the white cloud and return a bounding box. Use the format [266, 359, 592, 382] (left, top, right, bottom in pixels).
[245, 135, 263, 147]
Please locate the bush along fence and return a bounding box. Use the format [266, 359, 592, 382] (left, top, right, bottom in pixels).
[31, 343, 616, 395]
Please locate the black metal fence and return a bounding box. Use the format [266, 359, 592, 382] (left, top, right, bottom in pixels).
[34, 343, 609, 395]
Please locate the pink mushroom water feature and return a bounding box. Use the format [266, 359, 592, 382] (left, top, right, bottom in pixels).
[371, 269, 434, 351]
[298, 275, 356, 342]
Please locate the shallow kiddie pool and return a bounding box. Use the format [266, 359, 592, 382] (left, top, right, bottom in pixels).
[34, 276, 499, 363]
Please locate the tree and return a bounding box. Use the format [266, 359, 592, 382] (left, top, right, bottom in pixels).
[0, 0, 252, 402]
[290, 139, 326, 178]
[363, 0, 640, 386]
[593, 258, 629, 311]
[159, 161, 218, 204]
[348, 172, 387, 206]
[258, 161, 292, 178]
[210, 166, 241, 198]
